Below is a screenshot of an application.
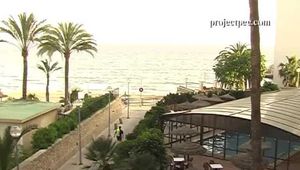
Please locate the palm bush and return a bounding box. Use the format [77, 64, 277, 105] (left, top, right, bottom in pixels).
[278, 56, 300, 87]
[85, 138, 116, 170]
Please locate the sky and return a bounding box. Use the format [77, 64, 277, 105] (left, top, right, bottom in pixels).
[0, 0, 276, 46]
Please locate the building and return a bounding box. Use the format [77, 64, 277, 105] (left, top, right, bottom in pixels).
[274, 0, 300, 86]
[162, 89, 300, 170]
[0, 101, 60, 149]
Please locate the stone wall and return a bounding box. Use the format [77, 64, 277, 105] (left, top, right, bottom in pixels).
[19, 98, 124, 170]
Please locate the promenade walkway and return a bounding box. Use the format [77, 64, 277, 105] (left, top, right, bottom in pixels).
[58, 103, 155, 170]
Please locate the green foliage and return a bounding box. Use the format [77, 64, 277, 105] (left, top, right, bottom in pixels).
[261, 81, 279, 92]
[85, 138, 116, 170]
[115, 140, 137, 160]
[0, 127, 14, 170]
[32, 94, 113, 151]
[37, 59, 62, 102]
[127, 153, 160, 170]
[131, 106, 167, 138]
[0, 13, 48, 99]
[0, 126, 37, 170]
[70, 88, 81, 103]
[115, 105, 167, 169]
[32, 126, 57, 150]
[27, 93, 40, 101]
[278, 56, 300, 87]
[213, 43, 266, 90]
[37, 22, 97, 105]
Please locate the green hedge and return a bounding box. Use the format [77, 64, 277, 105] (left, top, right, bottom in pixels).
[32, 93, 115, 150]
[261, 81, 279, 92]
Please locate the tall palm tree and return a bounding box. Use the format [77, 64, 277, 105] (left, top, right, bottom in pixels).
[37, 59, 62, 102]
[85, 138, 116, 170]
[0, 125, 37, 170]
[249, 0, 263, 169]
[37, 22, 97, 105]
[0, 13, 48, 99]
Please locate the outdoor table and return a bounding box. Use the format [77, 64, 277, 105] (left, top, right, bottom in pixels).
[173, 157, 185, 162]
[173, 157, 185, 169]
[209, 163, 223, 170]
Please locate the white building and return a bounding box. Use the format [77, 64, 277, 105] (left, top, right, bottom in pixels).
[274, 0, 300, 86]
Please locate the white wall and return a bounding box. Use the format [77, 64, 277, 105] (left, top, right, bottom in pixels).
[274, 0, 300, 86]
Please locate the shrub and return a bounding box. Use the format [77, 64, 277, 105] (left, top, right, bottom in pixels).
[262, 81, 279, 92]
[32, 126, 57, 150]
[228, 90, 247, 99]
[32, 94, 114, 151]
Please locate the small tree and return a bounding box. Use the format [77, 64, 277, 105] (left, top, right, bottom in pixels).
[0, 125, 37, 170]
[213, 43, 266, 90]
[278, 56, 300, 87]
[37, 59, 62, 102]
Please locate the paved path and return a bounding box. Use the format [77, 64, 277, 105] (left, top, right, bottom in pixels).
[58, 104, 153, 170]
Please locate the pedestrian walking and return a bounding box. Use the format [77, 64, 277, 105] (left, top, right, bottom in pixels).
[114, 126, 124, 141]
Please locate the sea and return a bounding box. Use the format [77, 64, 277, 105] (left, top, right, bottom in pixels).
[0, 43, 274, 100]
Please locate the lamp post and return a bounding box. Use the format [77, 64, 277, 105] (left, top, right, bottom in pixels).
[107, 86, 113, 137]
[297, 68, 300, 88]
[127, 79, 130, 119]
[185, 77, 188, 88]
[10, 126, 22, 170]
[73, 92, 84, 165]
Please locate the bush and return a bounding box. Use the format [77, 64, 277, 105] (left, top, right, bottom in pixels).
[262, 81, 279, 92]
[32, 94, 114, 151]
[228, 90, 247, 99]
[32, 126, 57, 150]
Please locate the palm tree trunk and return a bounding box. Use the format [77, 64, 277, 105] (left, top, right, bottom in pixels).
[249, 0, 263, 169]
[22, 48, 28, 100]
[64, 53, 70, 105]
[46, 73, 50, 102]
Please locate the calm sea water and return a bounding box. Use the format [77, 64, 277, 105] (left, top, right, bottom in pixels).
[0, 44, 273, 97]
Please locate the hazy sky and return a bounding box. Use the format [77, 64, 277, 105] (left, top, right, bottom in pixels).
[0, 0, 276, 45]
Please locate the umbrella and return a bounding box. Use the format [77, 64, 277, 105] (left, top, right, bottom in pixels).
[170, 126, 199, 136]
[192, 93, 206, 100]
[231, 152, 268, 170]
[190, 100, 211, 108]
[239, 140, 271, 151]
[171, 141, 207, 155]
[176, 101, 195, 111]
[219, 93, 236, 101]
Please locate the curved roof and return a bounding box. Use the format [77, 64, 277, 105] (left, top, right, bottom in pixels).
[162, 89, 300, 141]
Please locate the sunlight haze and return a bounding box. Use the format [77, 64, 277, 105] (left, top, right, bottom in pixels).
[0, 0, 276, 45]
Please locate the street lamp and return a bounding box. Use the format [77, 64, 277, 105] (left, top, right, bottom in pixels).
[73, 92, 84, 165]
[127, 79, 130, 119]
[10, 126, 22, 170]
[185, 77, 188, 88]
[297, 68, 300, 88]
[107, 86, 113, 137]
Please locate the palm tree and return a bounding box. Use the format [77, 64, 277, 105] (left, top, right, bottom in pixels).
[0, 125, 37, 170]
[0, 13, 48, 99]
[249, 0, 263, 169]
[85, 137, 116, 170]
[278, 56, 300, 87]
[214, 43, 251, 90]
[37, 59, 62, 102]
[37, 22, 97, 105]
